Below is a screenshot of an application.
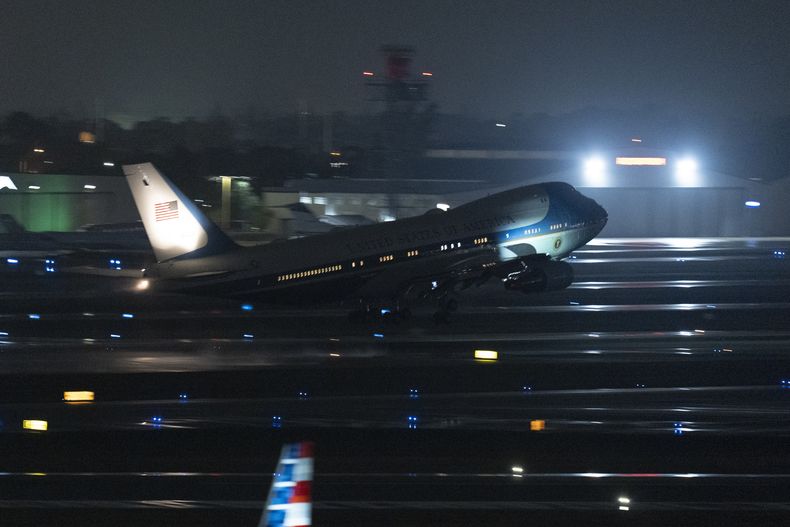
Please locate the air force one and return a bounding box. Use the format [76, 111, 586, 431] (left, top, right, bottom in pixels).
[124, 163, 607, 320]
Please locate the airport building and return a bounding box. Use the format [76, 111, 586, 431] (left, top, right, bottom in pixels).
[2, 147, 788, 238]
[269, 148, 788, 238]
[0, 172, 137, 231]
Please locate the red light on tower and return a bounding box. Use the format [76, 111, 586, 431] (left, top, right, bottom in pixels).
[421, 72, 433, 77]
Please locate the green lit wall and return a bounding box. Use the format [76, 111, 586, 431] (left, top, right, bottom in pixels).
[0, 173, 138, 232]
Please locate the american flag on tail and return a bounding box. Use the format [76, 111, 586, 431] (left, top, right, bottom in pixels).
[260, 442, 314, 527]
[154, 200, 179, 222]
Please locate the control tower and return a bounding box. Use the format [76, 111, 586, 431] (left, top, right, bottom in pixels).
[364, 46, 436, 181]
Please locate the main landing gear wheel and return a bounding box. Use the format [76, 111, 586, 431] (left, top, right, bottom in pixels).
[433, 296, 459, 324]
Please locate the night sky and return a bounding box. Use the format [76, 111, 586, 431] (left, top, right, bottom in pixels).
[1, 0, 788, 123]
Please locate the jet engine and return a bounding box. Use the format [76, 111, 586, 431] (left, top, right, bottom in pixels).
[503, 260, 574, 294]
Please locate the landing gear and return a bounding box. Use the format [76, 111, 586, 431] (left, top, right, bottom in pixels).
[347, 303, 412, 324]
[386, 307, 412, 322]
[433, 295, 459, 324]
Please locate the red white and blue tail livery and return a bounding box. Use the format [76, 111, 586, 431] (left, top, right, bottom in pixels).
[259, 442, 314, 527]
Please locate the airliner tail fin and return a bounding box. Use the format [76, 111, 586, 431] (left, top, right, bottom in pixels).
[259, 441, 314, 527]
[123, 163, 237, 262]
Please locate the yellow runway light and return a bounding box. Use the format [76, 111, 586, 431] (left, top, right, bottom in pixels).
[63, 391, 95, 402]
[474, 349, 498, 361]
[23, 420, 48, 431]
[530, 419, 546, 431]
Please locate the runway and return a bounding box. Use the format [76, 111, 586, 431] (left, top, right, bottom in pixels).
[1, 238, 789, 526]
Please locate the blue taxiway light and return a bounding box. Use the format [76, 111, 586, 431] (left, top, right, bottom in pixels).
[243, 334, 254, 339]
[28, 314, 40, 320]
[110, 334, 121, 339]
[6, 258, 19, 264]
[240, 303, 254, 311]
[122, 313, 134, 319]
[373, 333, 384, 339]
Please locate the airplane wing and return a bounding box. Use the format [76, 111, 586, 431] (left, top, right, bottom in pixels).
[356, 246, 500, 300]
[355, 245, 567, 305]
[259, 441, 314, 527]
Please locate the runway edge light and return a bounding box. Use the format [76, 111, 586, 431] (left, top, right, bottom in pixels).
[63, 391, 94, 402]
[530, 419, 546, 431]
[474, 349, 498, 361]
[23, 420, 48, 431]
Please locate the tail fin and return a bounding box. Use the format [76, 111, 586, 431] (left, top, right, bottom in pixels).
[260, 442, 314, 527]
[123, 163, 237, 262]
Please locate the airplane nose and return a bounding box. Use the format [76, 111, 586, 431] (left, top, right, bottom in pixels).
[585, 199, 607, 237]
[594, 201, 608, 223]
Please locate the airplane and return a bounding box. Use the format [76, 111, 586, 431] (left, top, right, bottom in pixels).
[124, 163, 607, 321]
[259, 441, 314, 527]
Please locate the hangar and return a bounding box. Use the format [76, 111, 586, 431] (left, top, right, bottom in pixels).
[0, 172, 136, 232]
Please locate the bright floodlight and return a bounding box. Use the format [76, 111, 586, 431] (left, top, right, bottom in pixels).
[436, 203, 450, 211]
[675, 157, 699, 186]
[583, 156, 607, 186]
[745, 200, 761, 208]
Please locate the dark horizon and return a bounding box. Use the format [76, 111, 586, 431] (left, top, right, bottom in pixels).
[2, 0, 789, 123]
